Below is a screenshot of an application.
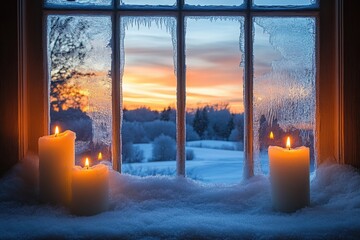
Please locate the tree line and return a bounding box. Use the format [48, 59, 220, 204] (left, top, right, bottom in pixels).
[123, 105, 244, 142]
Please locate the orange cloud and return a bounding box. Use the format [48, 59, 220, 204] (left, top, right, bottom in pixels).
[122, 64, 244, 113]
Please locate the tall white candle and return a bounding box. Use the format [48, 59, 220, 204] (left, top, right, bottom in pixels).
[38, 127, 76, 205]
[71, 159, 109, 216]
[268, 137, 310, 212]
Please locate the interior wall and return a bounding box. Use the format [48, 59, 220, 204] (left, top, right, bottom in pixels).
[343, 1, 360, 169]
[0, 0, 19, 176]
[25, 0, 46, 155]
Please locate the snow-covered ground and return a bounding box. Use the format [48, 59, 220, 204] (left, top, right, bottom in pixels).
[123, 141, 275, 183]
[186, 140, 239, 150]
[0, 157, 360, 239]
[124, 141, 246, 183]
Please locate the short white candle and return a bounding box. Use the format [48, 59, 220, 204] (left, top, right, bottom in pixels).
[268, 136, 310, 212]
[71, 158, 109, 216]
[38, 127, 76, 205]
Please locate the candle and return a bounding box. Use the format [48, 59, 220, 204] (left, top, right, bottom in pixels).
[71, 158, 109, 216]
[38, 127, 76, 205]
[268, 136, 310, 212]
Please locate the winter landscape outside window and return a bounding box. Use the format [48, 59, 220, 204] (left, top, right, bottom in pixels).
[45, 0, 318, 183]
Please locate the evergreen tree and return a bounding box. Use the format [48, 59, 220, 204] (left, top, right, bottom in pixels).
[201, 107, 209, 136]
[160, 106, 171, 121]
[225, 115, 235, 140]
[193, 107, 209, 138]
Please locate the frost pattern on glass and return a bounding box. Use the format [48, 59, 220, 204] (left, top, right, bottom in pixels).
[185, 0, 243, 7]
[46, 0, 112, 8]
[253, 17, 316, 174]
[185, 17, 245, 183]
[47, 15, 112, 165]
[253, 0, 317, 7]
[120, 17, 177, 176]
[120, 17, 177, 79]
[120, 0, 176, 7]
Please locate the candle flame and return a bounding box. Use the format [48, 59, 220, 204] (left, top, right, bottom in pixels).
[85, 158, 89, 169]
[54, 126, 59, 137]
[286, 136, 291, 150]
[98, 152, 103, 161]
[269, 131, 274, 140]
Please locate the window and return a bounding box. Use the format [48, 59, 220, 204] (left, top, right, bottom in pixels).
[253, 17, 317, 174]
[43, 0, 319, 182]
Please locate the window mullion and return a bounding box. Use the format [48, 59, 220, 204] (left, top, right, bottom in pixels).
[112, 13, 121, 172]
[244, 0, 254, 179]
[176, 7, 186, 176]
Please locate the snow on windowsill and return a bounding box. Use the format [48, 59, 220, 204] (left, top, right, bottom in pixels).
[0, 155, 359, 239]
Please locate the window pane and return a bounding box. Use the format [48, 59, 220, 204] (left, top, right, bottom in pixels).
[253, 17, 316, 174]
[120, 0, 176, 7]
[45, 0, 112, 8]
[185, 0, 243, 7]
[186, 17, 245, 183]
[47, 15, 112, 166]
[120, 17, 177, 176]
[253, 0, 317, 7]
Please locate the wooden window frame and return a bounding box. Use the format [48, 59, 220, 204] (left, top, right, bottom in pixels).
[20, 0, 342, 178]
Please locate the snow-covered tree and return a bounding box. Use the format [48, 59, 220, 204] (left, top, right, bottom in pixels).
[144, 120, 176, 141]
[151, 134, 176, 161]
[123, 107, 159, 122]
[122, 142, 144, 163]
[122, 121, 149, 144]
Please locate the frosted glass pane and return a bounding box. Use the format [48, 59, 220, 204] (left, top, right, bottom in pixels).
[47, 16, 112, 166]
[186, 17, 245, 183]
[253, 0, 316, 7]
[253, 17, 316, 174]
[185, 0, 243, 7]
[120, 17, 177, 176]
[120, 0, 176, 7]
[46, 0, 112, 8]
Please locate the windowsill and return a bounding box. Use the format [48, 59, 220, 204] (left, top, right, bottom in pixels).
[1, 156, 359, 238]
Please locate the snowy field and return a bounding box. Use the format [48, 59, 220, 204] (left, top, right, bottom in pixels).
[0, 155, 360, 239]
[123, 141, 247, 183]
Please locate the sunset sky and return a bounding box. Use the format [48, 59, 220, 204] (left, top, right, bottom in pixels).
[121, 16, 315, 118]
[122, 17, 248, 113]
[51, 15, 315, 119]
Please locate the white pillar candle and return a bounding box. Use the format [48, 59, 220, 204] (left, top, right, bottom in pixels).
[71, 159, 109, 216]
[38, 127, 76, 205]
[268, 137, 310, 212]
